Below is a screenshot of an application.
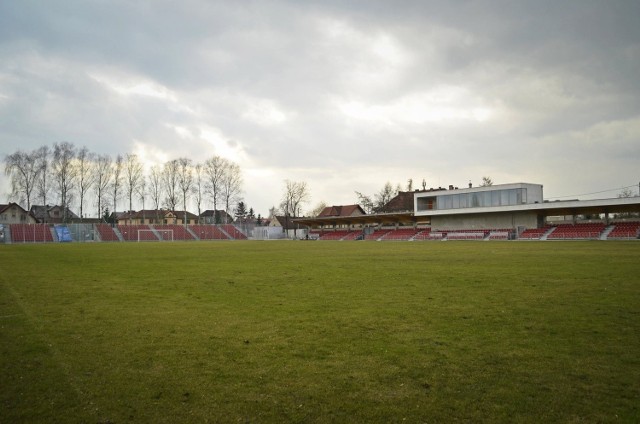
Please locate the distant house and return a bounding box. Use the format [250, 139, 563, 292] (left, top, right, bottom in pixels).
[30, 205, 80, 223]
[0, 203, 37, 225]
[200, 209, 233, 224]
[269, 215, 297, 231]
[381, 189, 447, 213]
[117, 209, 199, 225]
[317, 204, 366, 218]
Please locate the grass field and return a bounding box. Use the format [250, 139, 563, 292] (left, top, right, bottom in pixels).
[1, 241, 639, 423]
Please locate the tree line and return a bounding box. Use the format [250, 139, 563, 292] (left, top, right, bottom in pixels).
[3, 142, 244, 224]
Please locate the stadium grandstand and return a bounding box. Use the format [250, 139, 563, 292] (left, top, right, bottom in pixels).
[293, 182, 640, 241]
[1, 182, 639, 243]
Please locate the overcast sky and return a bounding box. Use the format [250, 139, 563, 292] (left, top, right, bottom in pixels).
[1, 0, 639, 217]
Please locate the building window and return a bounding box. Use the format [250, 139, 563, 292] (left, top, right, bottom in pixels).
[426, 188, 528, 211]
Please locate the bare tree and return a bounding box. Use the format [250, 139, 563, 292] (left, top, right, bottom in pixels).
[149, 165, 163, 223]
[204, 156, 228, 224]
[310, 201, 328, 217]
[481, 176, 494, 187]
[35, 145, 51, 208]
[76, 146, 95, 220]
[192, 163, 205, 223]
[111, 154, 124, 222]
[124, 153, 143, 223]
[268, 206, 281, 219]
[177, 157, 193, 227]
[407, 179, 414, 192]
[355, 191, 374, 214]
[137, 174, 147, 223]
[51, 142, 77, 223]
[281, 180, 309, 218]
[4, 148, 40, 210]
[280, 180, 309, 238]
[356, 181, 397, 214]
[93, 154, 112, 221]
[221, 162, 243, 223]
[616, 187, 640, 218]
[162, 159, 180, 215]
[375, 182, 395, 213]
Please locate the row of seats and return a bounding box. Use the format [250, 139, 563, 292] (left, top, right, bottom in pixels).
[364, 229, 391, 240]
[7, 224, 247, 242]
[9, 224, 54, 243]
[118, 225, 157, 241]
[222, 224, 248, 240]
[381, 228, 422, 241]
[607, 222, 640, 239]
[316, 230, 355, 240]
[190, 225, 230, 240]
[519, 227, 552, 239]
[546, 223, 606, 240]
[155, 225, 195, 241]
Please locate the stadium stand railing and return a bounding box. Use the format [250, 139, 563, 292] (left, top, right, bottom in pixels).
[444, 229, 489, 240]
[486, 229, 513, 240]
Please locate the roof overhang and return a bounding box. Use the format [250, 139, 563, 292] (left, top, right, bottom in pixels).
[293, 212, 418, 228]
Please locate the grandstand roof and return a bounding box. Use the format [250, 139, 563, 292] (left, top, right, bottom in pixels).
[294, 192, 640, 229]
[294, 212, 417, 228]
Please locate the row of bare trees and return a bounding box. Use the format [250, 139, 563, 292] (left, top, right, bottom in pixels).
[3, 142, 243, 224]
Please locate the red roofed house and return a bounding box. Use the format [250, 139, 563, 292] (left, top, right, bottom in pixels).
[117, 210, 198, 225]
[317, 204, 366, 218]
[0, 203, 37, 225]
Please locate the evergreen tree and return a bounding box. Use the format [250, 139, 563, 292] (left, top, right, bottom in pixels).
[235, 201, 247, 221]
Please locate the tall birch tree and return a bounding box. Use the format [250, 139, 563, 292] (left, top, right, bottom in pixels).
[177, 157, 193, 227]
[76, 146, 95, 220]
[124, 153, 143, 224]
[51, 142, 77, 222]
[94, 154, 112, 222]
[221, 162, 242, 224]
[111, 154, 124, 222]
[3, 148, 40, 210]
[162, 159, 180, 215]
[204, 155, 227, 224]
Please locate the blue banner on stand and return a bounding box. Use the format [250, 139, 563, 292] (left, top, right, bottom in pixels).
[55, 225, 73, 242]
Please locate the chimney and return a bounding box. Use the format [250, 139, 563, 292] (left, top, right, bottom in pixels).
[469, 181, 472, 188]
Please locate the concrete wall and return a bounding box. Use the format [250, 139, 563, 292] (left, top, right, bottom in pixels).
[431, 211, 538, 230]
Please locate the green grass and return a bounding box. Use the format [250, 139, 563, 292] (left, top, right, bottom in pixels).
[1, 241, 639, 423]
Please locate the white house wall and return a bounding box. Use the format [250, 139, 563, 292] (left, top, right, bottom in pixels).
[431, 211, 538, 230]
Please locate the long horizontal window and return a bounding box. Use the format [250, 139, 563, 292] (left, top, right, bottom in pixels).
[430, 188, 527, 211]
